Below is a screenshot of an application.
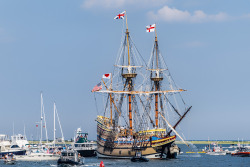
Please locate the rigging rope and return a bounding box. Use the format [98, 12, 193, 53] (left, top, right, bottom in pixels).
[94, 93, 99, 115]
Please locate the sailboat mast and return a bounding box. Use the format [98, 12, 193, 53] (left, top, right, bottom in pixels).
[54, 102, 56, 147]
[55, 104, 65, 142]
[40, 92, 43, 145]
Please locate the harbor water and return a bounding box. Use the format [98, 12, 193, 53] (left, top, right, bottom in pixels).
[1, 144, 250, 167]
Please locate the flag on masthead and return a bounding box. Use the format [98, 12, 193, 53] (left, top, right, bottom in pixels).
[102, 73, 111, 79]
[114, 11, 125, 19]
[146, 24, 156, 32]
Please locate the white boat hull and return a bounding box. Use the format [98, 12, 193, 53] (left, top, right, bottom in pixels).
[206, 152, 226, 155]
[16, 153, 60, 161]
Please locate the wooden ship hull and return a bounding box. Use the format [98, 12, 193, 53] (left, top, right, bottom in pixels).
[96, 116, 176, 159]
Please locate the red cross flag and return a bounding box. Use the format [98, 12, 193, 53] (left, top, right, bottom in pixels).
[114, 11, 125, 19]
[102, 73, 111, 79]
[146, 24, 156, 32]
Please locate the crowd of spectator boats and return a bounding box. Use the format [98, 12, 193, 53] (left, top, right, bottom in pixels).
[0, 128, 96, 165]
[186, 142, 250, 157]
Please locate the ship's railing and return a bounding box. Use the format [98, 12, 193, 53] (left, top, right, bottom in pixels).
[75, 147, 96, 150]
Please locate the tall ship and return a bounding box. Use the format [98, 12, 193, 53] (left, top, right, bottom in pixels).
[92, 11, 192, 159]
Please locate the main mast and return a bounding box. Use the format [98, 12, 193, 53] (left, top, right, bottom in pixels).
[121, 11, 137, 136]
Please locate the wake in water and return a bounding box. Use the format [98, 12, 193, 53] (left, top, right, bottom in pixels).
[180, 142, 201, 157]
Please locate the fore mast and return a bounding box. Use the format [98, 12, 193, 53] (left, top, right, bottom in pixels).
[148, 25, 165, 129]
[147, 24, 192, 137]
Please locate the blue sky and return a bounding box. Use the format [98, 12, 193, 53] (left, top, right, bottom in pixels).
[0, 0, 250, 141]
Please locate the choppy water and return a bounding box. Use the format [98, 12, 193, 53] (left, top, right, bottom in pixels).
[1, 144, 250, 167]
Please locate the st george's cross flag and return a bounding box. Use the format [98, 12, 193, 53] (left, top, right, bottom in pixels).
[114, 11, 125, 19]
[146, 24, 156, 32]
[102, 73, 111, 79]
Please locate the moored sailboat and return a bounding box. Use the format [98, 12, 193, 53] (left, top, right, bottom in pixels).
[92, 11, 191, 159]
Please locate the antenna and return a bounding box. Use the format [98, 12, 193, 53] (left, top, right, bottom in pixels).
[13, 122, 15, 136]
[24, 124, 26, 137]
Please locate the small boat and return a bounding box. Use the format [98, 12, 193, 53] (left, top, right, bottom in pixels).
[131, 152, 149, 162]
[57, 149, 84, 166]
[15, 149, 60, 161]
[4, 153, 16, 165]
[231, 147, 250, 157]
[206, 145, 226, 155]
[73, 128, 97, 157]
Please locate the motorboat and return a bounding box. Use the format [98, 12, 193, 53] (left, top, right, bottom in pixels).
[206, 145, 226, 155]
[0, 134, 26, 157]
[57, 149, 84, 165]
[231, 147, 250, 157]
[11, 134, 29, 149]
[73, 128, 96, 157]
[131, 152, 149, 162]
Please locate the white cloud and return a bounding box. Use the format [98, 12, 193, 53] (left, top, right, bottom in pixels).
[241, 13, 250, 19]
[81, 0, 171, 9]
[148, 6, 229, 23]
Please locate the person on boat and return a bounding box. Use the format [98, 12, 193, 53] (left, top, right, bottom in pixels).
[11, 154, 15, 161]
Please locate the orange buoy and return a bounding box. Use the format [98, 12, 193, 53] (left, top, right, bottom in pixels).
[100, 161, 105, 167]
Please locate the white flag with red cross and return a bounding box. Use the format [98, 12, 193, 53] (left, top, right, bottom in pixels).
[146, 24, 156, 32]
[114, 11, 125, 19]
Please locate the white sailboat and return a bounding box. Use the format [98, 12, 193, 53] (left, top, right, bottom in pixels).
[15, 93, 60, 161]
[52, 102, 65, 146]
